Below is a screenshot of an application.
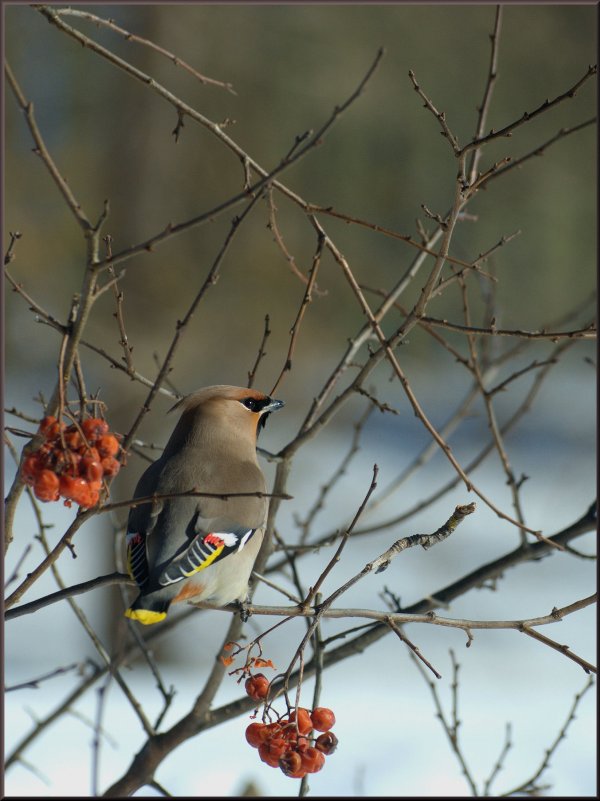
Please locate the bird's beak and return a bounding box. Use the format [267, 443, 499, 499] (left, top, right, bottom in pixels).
[257, 398, 284, 435]
[263, 398, 284, 414]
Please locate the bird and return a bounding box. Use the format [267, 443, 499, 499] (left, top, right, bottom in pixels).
[124, 385, 284, 625]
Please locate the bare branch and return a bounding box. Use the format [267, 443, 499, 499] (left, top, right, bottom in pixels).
[520, 624, 596, 674]
[54, 7, 237, 93]
[408, 69, 461, 154]
[500, 677, 595, 796]
[6, 662, 85, 692]
[386, 618, 442, 680]
[467, 5, 503, 183]
[270, 230, 324, 396]
[460, 64, 597, 155]
[5, 61, 92, 231]
[418, 317, 595, 341]
[247, 314, 271, 389]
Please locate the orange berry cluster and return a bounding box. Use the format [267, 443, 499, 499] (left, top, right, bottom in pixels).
[245, 701, 337, 780]
[20, 416, 122, 510]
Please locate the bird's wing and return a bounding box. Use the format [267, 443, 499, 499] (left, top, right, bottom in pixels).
[125, 454, 267, 591]
[157, 520, 258, 587]
[125, 530, 150, 588]
[125, 460, 165, 589]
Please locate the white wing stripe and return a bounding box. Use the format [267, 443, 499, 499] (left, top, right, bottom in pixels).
[237, 530, 253, 552]
[212, 531, 246, 547]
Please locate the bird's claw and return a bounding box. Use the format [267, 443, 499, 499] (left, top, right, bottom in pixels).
[236, 598, 251, 623]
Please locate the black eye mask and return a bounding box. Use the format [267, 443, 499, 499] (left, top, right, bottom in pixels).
[240, 395, 284, 434]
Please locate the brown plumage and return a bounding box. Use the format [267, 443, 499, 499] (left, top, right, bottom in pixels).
[124, 385, 284, 625]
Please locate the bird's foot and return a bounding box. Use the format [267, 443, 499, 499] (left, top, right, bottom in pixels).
[235, 598, 251, 623]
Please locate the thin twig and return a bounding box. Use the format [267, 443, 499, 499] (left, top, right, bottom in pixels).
[105, 236, 135, 376]
[54, 7, 236, 94]
[247, 314, 271, 389]
[520, 624, 596, 674]
[500, 676, 595, 796]
[6, 662, 85, 692]
[485, 116, 597, 187]
[5, 572, 133, 621]
[467, 5, 503, 184]
[266, 187, 316, 287]
[4, 266, 67, 334]
[294, 403, 373, 545]
[313, 216, 549, 540]
[484, 722, 512, 795]
[119, 191, 265, 454]
[302, 464, 379, 608]
[270, 231, 324, 396]
[460, 64, 597, 156]
[4, 229, 22, 264]
[91, 678, 110, 796]
[100, 488, 293, 514]
[410, 648, 479, 795]
[415, 317, 595, 341]
[5, 61, 92, 231]
[459, 274, 527, 538]
[34, 9, 385, 273]
[408, 69, 461, 154]
[386, 618, 442, 679]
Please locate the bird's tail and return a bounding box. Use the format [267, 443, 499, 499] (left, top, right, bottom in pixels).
[124, 593, 170, 625]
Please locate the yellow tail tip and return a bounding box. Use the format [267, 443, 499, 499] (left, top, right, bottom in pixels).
[124, 608, 167, 625]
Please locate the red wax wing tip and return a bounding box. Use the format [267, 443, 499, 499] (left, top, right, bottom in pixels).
[205, 533, 225, 546]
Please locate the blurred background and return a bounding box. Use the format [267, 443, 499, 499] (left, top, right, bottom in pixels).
[4, 3, 596, 797]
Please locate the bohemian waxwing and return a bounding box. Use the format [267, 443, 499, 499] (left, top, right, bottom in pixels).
[124, 385, 284, 625]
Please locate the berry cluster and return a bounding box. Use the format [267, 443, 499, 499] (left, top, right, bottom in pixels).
[245, 703, 337, 780]
[21, 416, 122, 510]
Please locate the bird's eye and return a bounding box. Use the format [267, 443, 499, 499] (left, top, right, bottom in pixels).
[242, 397, 260, 412]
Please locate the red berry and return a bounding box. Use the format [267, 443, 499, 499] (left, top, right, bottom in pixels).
[245, 673, 269, 702]
[264, 721, 283, 740]
[38, 416, 58, 437]
[258, 741, 281, 768]
[64, 428, 83, 451]
[300, 746, 325, 774]
[265, 737, 288, 761]
[245, 722, 267, 748]
[81, 446, 101, 461]
[289, 707, 313, 735]
[97, 434, 119, 458]
[315, 730, 338, 755]
[53, 448, 80, 476]
[60, 474, 100, 509]
[21, 454, 42, 485]
[33, 469, 60, 502]
[82, 486, 100, 509]
[279, 749, 302, 774]
[100, 456, 121, 477]
[59, 475, 89, 504]
[37, 442, 54, 463]
[81, 456, 103, 483]
[39, 417, 64, 441]
[310, 707, 336, 732]
[81, 418, 109, 443]
[279, 750, 307, 778]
